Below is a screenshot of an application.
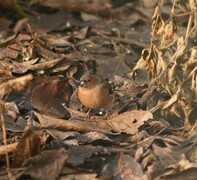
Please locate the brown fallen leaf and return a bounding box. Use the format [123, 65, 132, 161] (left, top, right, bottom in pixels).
[35, 42, 63, 59]
[46, 129, 80, 141]
[159, 18, 178, 50]
[77, 132, 113, 144]
[40, 0, 117, 17]
[0, 44, 19, 59]
[100, 153, 146, 180]
[0, 33, 17, 46]
[20, 149, 68, 180]
[162, 167, 197, 180]
[61, 173, 97, 180]
[0, 142, 18, 155]
[66, 145, 99, 166]
[13, 128, 43, 167]
[13, 58, 64, 73]
[41, 35, 72, 47]
[11, 58, 39, 74]
[0, 74, 33, 98]
[34, 110, 153, 134]
[1, 100, 26, 133]
[73, 26, 89, 40]
[31, 78, 72, 118]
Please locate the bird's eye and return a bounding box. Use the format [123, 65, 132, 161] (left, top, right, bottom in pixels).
[80, 79, 91, 87]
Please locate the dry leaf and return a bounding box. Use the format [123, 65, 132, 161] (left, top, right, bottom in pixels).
[0, 74, 33, 98]
[34, 110, 152, 134]
[21, 149, 68, 180]
[13, 128, 43, 167]
[31, 79, 72, 118]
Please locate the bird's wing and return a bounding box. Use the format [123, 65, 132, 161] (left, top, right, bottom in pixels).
[101, 81, 113, 95]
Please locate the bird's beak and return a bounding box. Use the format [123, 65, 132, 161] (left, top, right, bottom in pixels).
[80, 80, 86, 87]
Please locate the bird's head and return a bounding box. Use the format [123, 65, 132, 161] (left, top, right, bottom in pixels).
[79, 73, 99, 89]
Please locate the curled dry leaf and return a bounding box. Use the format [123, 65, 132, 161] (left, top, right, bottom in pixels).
[0, 100, 26, 133]
[34, 110, 153, 134]
[162, 167, 197, 180]
[13, 58, 64, 74]
[11, 58, 39, 74]
[159, 18, 178, 49]
[0, 43, 19, 59]
[0, 74, 33, 98]
[4, 101, 19, 119]
[35, 42, 63, 59]
[4, 115, 27, 133]
[152, 6, 165, 37]
[21, 149, 68, 180]
[0, 61, 13, 83]
[132, 7, 197, 127]
[73, 26, 89, 40]
[0, 142, 18, 155]
[31, 78, 72, 118]
[13, 128, 43, 167]
[114, 75, 148, 97]
[66, 145, 100, 166]
[77, 132, 113, 144]
[101, 153, 145, 180]
[47, 129, 80, 142]
[41, 35, 72, 47]
[131, 48, 154, 80]
[1, 1, 197, 178]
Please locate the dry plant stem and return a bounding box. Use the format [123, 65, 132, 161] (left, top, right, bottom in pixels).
[150, 100, 167, 113]
[171, 0, 176, 15]
[174, 12, 191, 17]
[195, 12, 197, 38]
[27, 24, 35, 39]
[0, 103, 13, 179]
[185, 12, 194, 46]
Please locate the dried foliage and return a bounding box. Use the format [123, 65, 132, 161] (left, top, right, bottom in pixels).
[133, 0, 197, 128]
[0, 0, 197, 179]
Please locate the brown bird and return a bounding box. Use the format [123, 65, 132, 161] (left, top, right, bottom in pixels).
[78, 73, 114, 118]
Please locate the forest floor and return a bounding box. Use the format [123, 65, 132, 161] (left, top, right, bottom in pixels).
[0, 0, 197, 179]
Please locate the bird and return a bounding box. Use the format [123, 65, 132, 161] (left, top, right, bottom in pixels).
[78, 72, 114, 118]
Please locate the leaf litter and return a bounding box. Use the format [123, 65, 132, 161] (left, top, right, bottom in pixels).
[0, 0, 197, 179]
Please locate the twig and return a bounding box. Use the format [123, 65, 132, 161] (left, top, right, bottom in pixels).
[0, 102, 14, 179]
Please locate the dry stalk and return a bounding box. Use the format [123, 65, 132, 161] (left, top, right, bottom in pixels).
[0, 102, 14, 179]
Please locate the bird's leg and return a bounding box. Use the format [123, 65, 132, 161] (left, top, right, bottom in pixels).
[103, 110, 110, 120]
[85, 108, 92, 119]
